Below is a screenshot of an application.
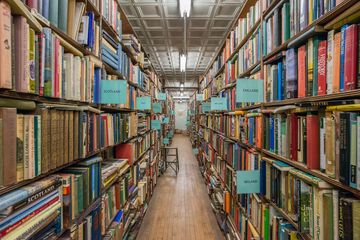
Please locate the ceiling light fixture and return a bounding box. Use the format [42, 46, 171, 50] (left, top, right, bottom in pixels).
[180, 0, 191, 17]
[180, 54, 186, 72]
[180, 83, 184, 88]
[181, 92, 184, 96]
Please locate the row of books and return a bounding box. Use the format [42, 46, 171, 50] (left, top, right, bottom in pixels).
[2, 105, 146, 187]
[101, 0, 122, 37]
[263, 107, 360, 190]
[24, 0, 84, 39]
[261, 157, 360, 239]
[265, 24, 359, 101]
[114, 132, 151, 165]
[122, 34, 145, 66]
[263, 0, 345, 56]
[59, 157, 102, 229]
[228, 2, 261, 57]
[99, 112, 137, 148]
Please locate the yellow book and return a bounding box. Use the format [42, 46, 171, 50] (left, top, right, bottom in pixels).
[309, 0, 313, 24]
[29, 28, 36, 94]
[326, 104, 360, 111]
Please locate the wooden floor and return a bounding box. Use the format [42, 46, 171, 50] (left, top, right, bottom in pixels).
[136, 134, 224, 240]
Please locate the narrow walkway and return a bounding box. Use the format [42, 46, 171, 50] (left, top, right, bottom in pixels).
[136, 134, 224, 240]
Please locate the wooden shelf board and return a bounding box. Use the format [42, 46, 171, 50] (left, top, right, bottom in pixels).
[6, 0, 42, 32]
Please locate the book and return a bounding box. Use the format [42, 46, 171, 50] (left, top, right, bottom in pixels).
[0, 1, 12, 89]
[344, 24, 358, 91]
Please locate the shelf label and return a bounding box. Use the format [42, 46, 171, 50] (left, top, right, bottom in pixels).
[236, 170, 260, 194]
[151, 120, 161, 130]
[193, 148, 199, 155]
[196, 94, 204, 101]
[163, 138, 169, 145]
[136, 96, 152, 110]
[158, 93, 167, 101]
[100, 80, 127, 104]
[201, 102, 211, 113]
[211, 97, 227, 111]
[236, 79, 264, 103]
[171, 110, 175, 115]
[163, 117, 169, 124]
[153, 102, 162, 113]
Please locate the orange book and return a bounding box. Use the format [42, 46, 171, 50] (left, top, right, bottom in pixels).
[332, 32, 341, 93]
[298, 45, 307, 98]
[224, 191, 230, 214]
[0, 1, 12, 89]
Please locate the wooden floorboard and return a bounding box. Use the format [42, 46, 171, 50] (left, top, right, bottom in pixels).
[136, 134, 224, 240]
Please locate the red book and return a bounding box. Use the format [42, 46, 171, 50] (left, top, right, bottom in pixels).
[26, 0, 38, 9]
[115, 143, 135, 164]
[297, 45, 307, 97]
[290, 113, 298, 161]
[344, 24, 358, 91]
[306, 114, 320, 170]
[230, 63, 235, 82]
[317, 40, 327, 95]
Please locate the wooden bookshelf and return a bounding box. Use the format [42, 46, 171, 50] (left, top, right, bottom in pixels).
[5, 0, 42, 32]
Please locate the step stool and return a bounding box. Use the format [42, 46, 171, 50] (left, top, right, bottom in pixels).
[161, 147, 179, 175]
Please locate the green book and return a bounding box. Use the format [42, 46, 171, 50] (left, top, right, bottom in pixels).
[313, 38, 320, 96]
[58, 0, 68, 32]
[282, 3, 290, 42]
[263, 206, 269, 240]
[76, 174, 84, 213]
[323, 193, 334, 240]
[63, 167, 89, 208]
[49, 0, 59, 27]
[299, 180, 311, 234]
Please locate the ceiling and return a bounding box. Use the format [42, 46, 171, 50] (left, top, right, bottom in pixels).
[120, 0, 243, 94]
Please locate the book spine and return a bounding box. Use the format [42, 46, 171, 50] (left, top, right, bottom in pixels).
[0, 1, 12, 89]
[357, 116, 360, 190]
[344, 24, 358, 91]
[318, 40, 327, 95]
[349, 113, 357, 188]
[340, 25, 347, 91]
[327, 30, 334, 94]
[339, 113, 350, 185]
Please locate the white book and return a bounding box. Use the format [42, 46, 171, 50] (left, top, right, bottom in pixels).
[64, 53, 74, 100]
[326, 30, 334, 94]
[77, 16, 89, 45]
[73, 2, 86, 39]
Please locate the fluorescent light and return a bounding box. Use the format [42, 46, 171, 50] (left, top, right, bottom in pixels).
[180, 54, 186, 72]
[180, 83, 184, 87]
[180, 0, 191, 17]
[181, 92, 184, 96]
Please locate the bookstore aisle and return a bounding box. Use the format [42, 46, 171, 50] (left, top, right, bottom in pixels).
[136, 134, 224, 240]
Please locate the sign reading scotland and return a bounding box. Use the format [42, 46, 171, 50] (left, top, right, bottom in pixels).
[158, 93, 167, 101]
[100, 80, 127, 104]
[136, 96, 152, 110]
[151, 120, 161, 130]
[211, 97, 227, 111]
[236, 79, 264, 103]
[201, 102, 211, 113]
[153, 102, 162, 113]
[236, 170, 260, 194]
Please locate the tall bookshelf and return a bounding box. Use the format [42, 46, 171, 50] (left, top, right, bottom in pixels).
[195, 0, 360, 239]
[0, 0, 165, 239]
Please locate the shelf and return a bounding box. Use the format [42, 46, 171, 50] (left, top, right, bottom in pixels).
[262, 150, 360, 198]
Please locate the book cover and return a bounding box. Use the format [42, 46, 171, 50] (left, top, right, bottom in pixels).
[0, 108, 16, 186]
[307, 39, 314, 96]
[14, 16, 29, 93]
[344, 24, 358, 91]
[58, 0, 68, 32]
[333, 32, 341, 93]
[49, 0, 59, 27]
[340, 25, 347, 91]
[325, 112, 336, 178]
[339, 112, 351, 185]
[317, 40, 327, 95]
[0, 1, 12, 89]
[327, 30, 335, 94]
[285, 49, 297, 99]
[298, 45, 307, 98]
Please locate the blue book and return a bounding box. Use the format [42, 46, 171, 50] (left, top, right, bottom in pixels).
[58, 0, 68, 32]
[102, 54, 118, 70]
[42, 0, 49, 20]
[340, 25, 348, 91]
[260, 160, 266, 195]
[93, 68, 101, 103]
[101, 49, 118, 66]
[43, 28, 53, 97]
[87, 12, 95, 48]
[277, 61, 283, 100]
[249, 118, 254, 145]
[269, 116, 275, 152]
[49, 0, 59, 27]
[279, 222, 294, 240]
